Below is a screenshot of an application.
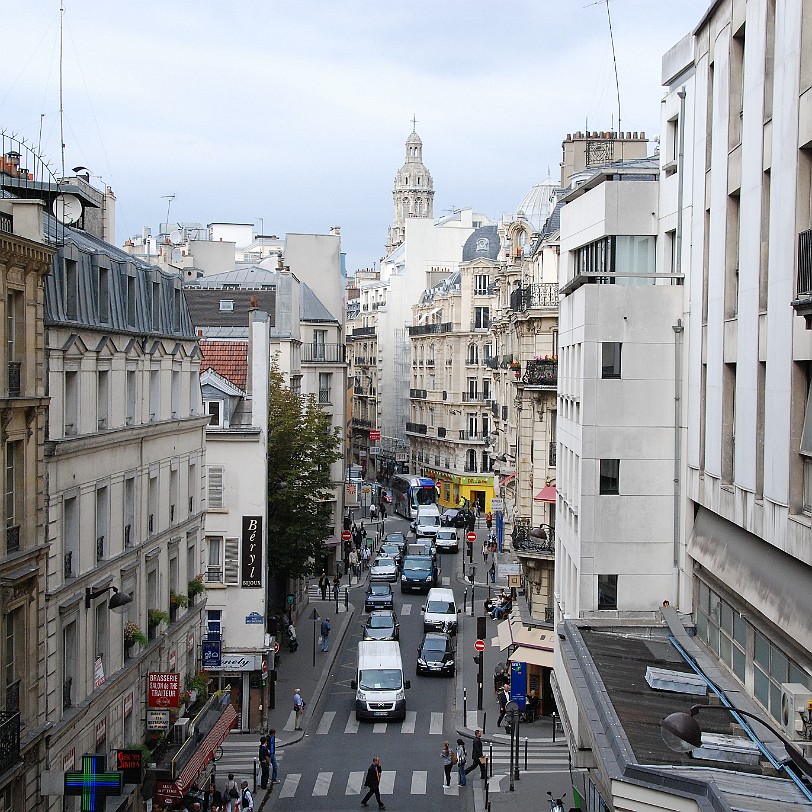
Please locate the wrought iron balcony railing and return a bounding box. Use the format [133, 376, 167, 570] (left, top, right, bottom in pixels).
[302, 343, 346, 363]
[407, 322, 453, 336]
[7, 362, 21, 397]
[405, 422, 427, 435]
[5, 524, 19, 554]
[509, 282, 559, 312]
[549, 442, 557, 467]
[352, 326, 376, 338]
[0, 710, 20, 775]
[522, 359, 558, 388]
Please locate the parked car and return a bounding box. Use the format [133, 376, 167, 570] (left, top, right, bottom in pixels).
[441, 508, 473, 528]
[362, 609, 400, 641]
[416, 632, 456, 676]
[364, 582, 395, 612]
[379, 543, 403, 569]
[370, 556, 399, 582]
[435, 528, 459, 553]
[400, 554, 439, 593]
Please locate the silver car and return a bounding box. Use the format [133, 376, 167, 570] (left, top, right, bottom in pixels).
[370, 556, 398, 582]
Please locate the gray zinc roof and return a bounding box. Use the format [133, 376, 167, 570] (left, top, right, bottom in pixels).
[461, 225, 500, 263]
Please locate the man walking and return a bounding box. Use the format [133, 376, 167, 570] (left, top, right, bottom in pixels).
[258, 736, 270, 789]
[318, 570, 329, 601]
[268, 729, 279, 785]
[360, 756, 386, 809]
[464, 730, 488, 779]
[496, 685, 510, 727]
[293, 688, 305, 730]
[320, 617, 331, 652]
[239, 781, 254, 812]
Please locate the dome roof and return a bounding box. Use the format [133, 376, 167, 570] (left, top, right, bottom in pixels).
[462, 225, 500, 263]
[406, 131, 422, 145]
[516, 178, 558, 232]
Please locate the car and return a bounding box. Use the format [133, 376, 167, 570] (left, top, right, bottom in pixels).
[400, 554, 439, 593]
[364, 582, 394, 612]
[381, 489, 393, 504]
[384, 531, 406, 551]
[441, 508, 474, 529]
[416, 632, 456, 676]
[362, 610, 400, 641]
[379, 543, 403, 569]
[370, 556, 399, 582]
[435, 528, 459, 553]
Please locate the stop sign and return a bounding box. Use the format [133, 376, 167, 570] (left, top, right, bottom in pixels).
[341, 530, 351, 542]
[474, 639, 486, 652]
[466, 532, 477, 542]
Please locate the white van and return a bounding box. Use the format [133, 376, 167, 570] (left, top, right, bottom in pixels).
[422, 587, 460, 634]
[351, 640, 410, 721]
[412, 504, 442, 538]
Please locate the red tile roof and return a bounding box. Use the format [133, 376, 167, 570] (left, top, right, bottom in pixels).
[200, 341, 248, 391]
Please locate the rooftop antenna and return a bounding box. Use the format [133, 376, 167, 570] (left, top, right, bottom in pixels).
[59, 0, 66, 177]
[162, 194, 175, 232]
[585, 0, 621, 137]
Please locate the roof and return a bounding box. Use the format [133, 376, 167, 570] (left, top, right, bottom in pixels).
[515, 177, 558, 232]
[461, 225, 500, 263]
[200, 341, 247, 390]
[301, 283, 338, 323]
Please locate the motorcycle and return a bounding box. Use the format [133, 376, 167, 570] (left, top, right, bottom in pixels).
[547, 791, 565, 812]
[286, 624, 298, 653]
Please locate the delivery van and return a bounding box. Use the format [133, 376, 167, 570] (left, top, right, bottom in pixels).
[412, 504, 442, 538]
[422, 587, 460, 634]
[351, 640, 410, 721]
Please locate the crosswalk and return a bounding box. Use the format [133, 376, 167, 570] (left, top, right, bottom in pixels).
[278, 769, 462, 799]
[281, 708, 455, 734]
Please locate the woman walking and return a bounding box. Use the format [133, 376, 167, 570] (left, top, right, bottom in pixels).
[456, 738, 467, 786]
[440, 740, 453, 787]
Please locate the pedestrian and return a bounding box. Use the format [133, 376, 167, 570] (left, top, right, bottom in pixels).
[320, 617, 331, 652]
[360, 522, 368, 545]
[332, 575, 340, 603]
[488, 559, 496, 584]
[456, 738, 467, 786]
[239, 781, 253, 812]
[464, 730, 488, 779]
[370, 502, 377, 520]
[293, 688, 305, 730]
[482, 539, 489, 562]
[223, 774, 239, 812]
[497, 685, 509, 727]
[268, 728, 279, 785]
[363, 545, 371, 570]
[349, 548, 359, 580]
[318, 570, 329, 601]
[352, 523, 361, 548]
[360, 755, 386, 809]
[258, 735, 270, 789]
[440, 740, 453, 787]
[486, 511, 493, 531]
[380, 502, 387, 520]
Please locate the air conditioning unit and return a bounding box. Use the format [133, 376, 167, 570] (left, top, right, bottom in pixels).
[780, 683, 812, 741]
[173, 717, 191, 745]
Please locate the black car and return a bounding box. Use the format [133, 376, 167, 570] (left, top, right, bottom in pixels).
[416, 632, 456, 676]
[442, 508, 473, 528]
[384, 531, 406, 551]
[400, 555, 439, 593]
[362, 609, 400, 641]
[364, 582, 394, 612]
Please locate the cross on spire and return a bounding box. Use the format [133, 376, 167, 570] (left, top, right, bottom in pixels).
[411, 114, 418, 132]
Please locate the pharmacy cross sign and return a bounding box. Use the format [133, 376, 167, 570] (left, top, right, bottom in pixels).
[64, 754, 123, 812]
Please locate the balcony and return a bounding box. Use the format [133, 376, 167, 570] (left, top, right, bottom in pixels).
[405, 422, 427, 435]
[352, 417, 373, 429]
[458, 430, 486, 442]
[522, 359, 557, 389]
[409, 389, 427, 399]
[7, 362, 21, 397]
[0, 212, 12, 234]
[352, 326, 376, 338]
[353, 386, 376, 397]
[302, 343, 346, 363]
[793, 229, 812, 327]
[318, 389, 331, 404]
[407, 322, 452, 336]
[509, 282, 559, 312]
[0, 710, 20, 775]
[425, 359, 435, 367]
[5, 524, 19, 554]
[484, 357, 499, 369]
[549, 443, 557, 467]
[462, 393, 483, 403]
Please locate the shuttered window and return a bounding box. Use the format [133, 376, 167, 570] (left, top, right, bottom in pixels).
[207, 466, 224, 509]
[224, 538, 239, 585]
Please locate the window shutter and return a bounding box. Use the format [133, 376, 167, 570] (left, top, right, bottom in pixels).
[224, 538, 239, 585]
[208, 466, 224, 509]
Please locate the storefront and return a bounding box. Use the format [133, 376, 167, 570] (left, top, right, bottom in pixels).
[422, 470, 494, 512]
[206, 653, 265, 732]
[495, 618, 556, 715]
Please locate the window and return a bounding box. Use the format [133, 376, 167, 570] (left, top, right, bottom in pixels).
[474, 274, 490, 295]
[169, 467, 178, 525]
[467, 413, 477, 438]
[7, 291, 22, 397]
[481, 451, 490, 472]
[219, 300, 234, 312]
[148, 473, 158, 535]
[151, 281, 161, 330]
[207, 466, 225, 510]
[95, 486, 109, 560]
[127, 276, 137, 328]
[5, 441, 21, 553]
[205, 399, 223, 427]
[65, 258, 78, 320]
[313, 329, 327, 360]
[206, 609, 222, 638]
[466, 449, 476, 472]
[97, 369, 110, 430]
[124, 476, 135, 548]
[189, 370, 200, 417]
[224, 537, 239, 585]
[126, 370, 137, 425]
[94, 602, 108, 686]
[482, 379, 491, 400]
[188, 459, 197, 517]
[597, 574, 618, 610]
[173, 288, 181, 331]
[98, 267, 109, 324]
[4, 606, 22, 713]
[64, 370, 79, 435]
[467, 344, 479, 365]
[64, 495, 78, 578]
[206, 537, 223, 582]
[467, 378, 478, 400]
[599, 459, 620, 494]
[149, 369, 160, 422]
[318, 372, 331, 404]
[171, 368, 180, 418]
[601, 343, 622, 379]
[62, 620, 77, 709]
[474, 307, 490, 329]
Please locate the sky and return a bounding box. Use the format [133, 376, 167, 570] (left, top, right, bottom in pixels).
[1, 0, 705, 272]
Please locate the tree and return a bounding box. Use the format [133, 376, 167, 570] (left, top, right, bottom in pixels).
[267, 363, 342, 589]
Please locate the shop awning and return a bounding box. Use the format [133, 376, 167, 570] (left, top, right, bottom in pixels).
[534, 486, 557, 503]
[499, 472, 516, 486]
[496, 620, 513, 651]
[494, 617, 558, 652]
[322, 536, 340, 547]
[171, 693, 237, 795]
[509, 645, 554, 669]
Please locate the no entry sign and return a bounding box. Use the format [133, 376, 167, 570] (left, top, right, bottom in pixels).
[341, 530, 352, 541]
[474, 639, 486, 652]
[466, 532, 477, 542]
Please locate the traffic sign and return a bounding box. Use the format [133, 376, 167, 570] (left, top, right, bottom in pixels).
[370, 430, 381, 441]
[466, 532, 477, 542]
[341, 530, 352, 541]
[474, 639, 486, 652]
[490, 498, 504, 511]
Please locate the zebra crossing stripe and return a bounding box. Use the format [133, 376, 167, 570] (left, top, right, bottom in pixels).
[344, 712, 359, 734]
[312, 772, 332, 796]
[283, 711, 296, 732]
[372, 722, 387, 733]
[410, 770, 427, 795]
[465, 710, 479, 729]
[278, 774, 300, 798]
[401, 711, 417, 733]
[379, 771, 395, 795]
[345, 771, 364, 796]
[401, 604, 412, 615]
[429, 712, 443, 735]
[316, 711, 335, 735]
[442, 780, 459, 795]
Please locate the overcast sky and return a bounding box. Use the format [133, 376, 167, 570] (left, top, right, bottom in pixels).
[2, 0, 705, 271]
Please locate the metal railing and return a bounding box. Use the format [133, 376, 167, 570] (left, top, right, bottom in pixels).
[318, 389, 331, 404]
[5, 524, 19, 554]
[549, 443, 557, 467]
[407, 322, 452, 336]
[302, 343, 345, 363]
[510, 283, 559, 312]
[0, 710, 20, 774]
[5, 680, 20, 714]
[352, 417, 373, 429]
[406, 422, 427, 435]
[798, 229, 812, 297]
[409, 389, 427, 399]
[7, 362, 21, 397]
[352, 326, 376, 337]
[522, 359, 557, 388]
[63, 552, 73, 579]
[0, 212, 12, 234]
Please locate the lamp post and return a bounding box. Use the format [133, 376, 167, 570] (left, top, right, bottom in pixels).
[661, 703, 812, 793]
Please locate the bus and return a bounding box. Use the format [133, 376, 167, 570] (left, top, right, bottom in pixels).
[391, 475, 437, 520]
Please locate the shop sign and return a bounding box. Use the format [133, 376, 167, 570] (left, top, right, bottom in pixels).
[156, 781, 184, 802]
[95, 717, 107, 748]
[510, 661, 527, 710]
[93, 657, 105, 689]
[116, 750, 143, 784]
[345, 484, 359, 506]
[395, 453, 407, 462]
[241, 516, 263, 588]
[146, 710, 171, 731]
[461, 476, 492, 486]
[207, 653, 262, 671]
[123, 691, 134, 718]
[497, 563, 521, 577]
[147, 672, 180, 708]
[202, 639, 222, 668]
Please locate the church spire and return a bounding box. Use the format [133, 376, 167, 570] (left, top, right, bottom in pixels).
[386, 121, 434, 255]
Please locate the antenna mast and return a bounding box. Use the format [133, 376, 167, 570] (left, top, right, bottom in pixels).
[605, 0, 621, 136]
[59, 0, 66, 177]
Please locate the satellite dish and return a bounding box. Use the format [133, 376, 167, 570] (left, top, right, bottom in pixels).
[169, 230, 183, 245]
[53, 193, 83, 225]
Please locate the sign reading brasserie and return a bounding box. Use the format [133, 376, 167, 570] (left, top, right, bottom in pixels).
[147, 672, 180, 708]
[241, 516, 262, 588]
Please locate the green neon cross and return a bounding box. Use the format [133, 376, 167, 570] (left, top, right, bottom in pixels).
[64, 755, 123, 812]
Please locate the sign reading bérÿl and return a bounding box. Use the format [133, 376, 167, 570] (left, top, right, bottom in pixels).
[241, 516, 263, 588]
[147, 672, 180, 708]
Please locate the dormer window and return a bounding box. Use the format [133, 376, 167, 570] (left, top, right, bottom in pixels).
[219, 300, 234, 312]
[205, 399, 224, 427]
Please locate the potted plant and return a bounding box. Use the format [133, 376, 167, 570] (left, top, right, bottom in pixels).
[148, 609, 170, 630]
[187, 575, 205, 603]
[170, 591, 189, 609]
[123, 621, 148, 649]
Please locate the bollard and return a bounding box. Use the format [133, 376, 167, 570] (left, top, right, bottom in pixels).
[488, 743, 493, 778]
[463, 688, 467, 724]
[483, 710, 487, 734]
[463, 587, 468, 615]
[253, 759, 257, 793]
[344, 587, 349, 611]
[552, 711, 557, 743]
[524, 737, 528, 771]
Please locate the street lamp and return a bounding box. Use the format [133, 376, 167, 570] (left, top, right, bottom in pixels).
[661, 703, 812, 781]
[85, 586, 133, 613]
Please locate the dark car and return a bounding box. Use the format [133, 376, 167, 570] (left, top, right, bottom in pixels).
[442, 508, 473, 528]
[379, 543, 403, 569]
[400, 555, 439, 593]
[416, 632, 456, 676]
[362, 609, 400, 641]
[384, 531, 406, 551]
[364, 582, 394, 612]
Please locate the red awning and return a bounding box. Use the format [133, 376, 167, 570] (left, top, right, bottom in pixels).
[534, 486, 557, 503]
[175, 701, 237, 793]
[499, 472, 516, 486]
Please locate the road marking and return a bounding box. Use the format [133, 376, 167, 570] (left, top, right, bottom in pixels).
[345, 771, 364, 795]
[429, 712, 444, 735]
[372, 722, 387, 733]
[466, 710, 479, 729]
[379, 771, 395, 794]
[442, 780, 459, 795]
[442, 576, 451, 586]
[411, 770, 427, 794]
[344, 713, 360, 734]
[278, 774, 300, 798]
[316, 711, 335, 735]
[401, 711, 417, 733]
[401, 604, 412, 615]
[312, 771, 332, 796]
[282, 711, 296, 732]
[487, 774, 507, 792]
